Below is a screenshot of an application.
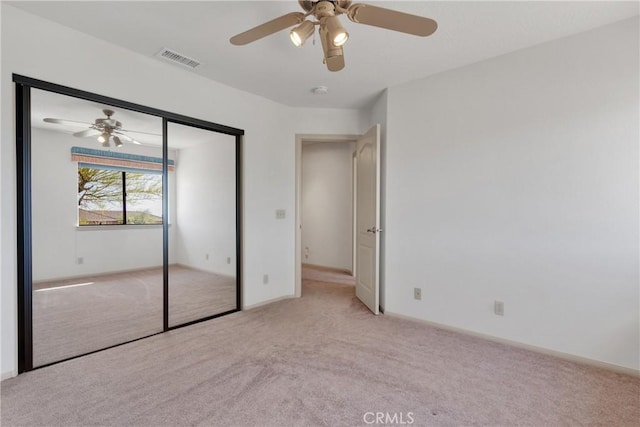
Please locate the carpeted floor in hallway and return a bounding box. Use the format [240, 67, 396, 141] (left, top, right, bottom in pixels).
[1, 266, 638, 426]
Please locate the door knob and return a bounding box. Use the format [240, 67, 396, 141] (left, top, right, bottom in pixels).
[366, 227, 382, 234]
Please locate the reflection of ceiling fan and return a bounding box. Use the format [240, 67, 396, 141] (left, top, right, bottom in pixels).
[43, 109, 157, 147]
[230, 0, 437, 72]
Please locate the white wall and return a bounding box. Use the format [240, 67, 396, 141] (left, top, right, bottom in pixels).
[384, 17, 639, 371]
[291, 108, 364, 136]
[174, 135, 237, 276]
[301, 141, 355, 271]
[0, 4, 363, 378]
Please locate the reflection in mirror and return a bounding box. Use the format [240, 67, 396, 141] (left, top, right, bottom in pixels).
[31, 89, 165, 366]
[167, 122, 237, 327]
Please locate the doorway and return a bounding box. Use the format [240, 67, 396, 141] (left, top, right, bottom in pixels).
[295, 128, 380, 315]
[300, 140, 355, 274]
[295, 134, 358, 297]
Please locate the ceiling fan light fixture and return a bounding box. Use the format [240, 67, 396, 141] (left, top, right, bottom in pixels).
[290, 20, 315, 47]
[113, 136, 123, 148]
[101, 139, 111, 148]
[326, 44, 343, 60]
[97, 132, 110, 144]
[325, 16, 349, 47]
[333, 31, 348, 47]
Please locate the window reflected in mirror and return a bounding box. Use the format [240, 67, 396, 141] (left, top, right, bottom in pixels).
[78, 167, 163, 225]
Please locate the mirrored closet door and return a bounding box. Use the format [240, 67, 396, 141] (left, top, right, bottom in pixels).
[30, 89, 165, 367]
[16, 75, 243, 372]
[167, 122, 239, 327]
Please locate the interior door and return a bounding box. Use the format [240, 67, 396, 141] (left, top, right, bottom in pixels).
[355, 124, 380, 314]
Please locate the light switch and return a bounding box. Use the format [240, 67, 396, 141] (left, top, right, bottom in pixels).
[276, 209, 286, 219]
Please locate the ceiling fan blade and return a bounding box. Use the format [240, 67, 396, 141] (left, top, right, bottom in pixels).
[230, 12, 305, 45]
[73, 129, 100, 138]
[347, 4, 437, 37]
[119, 128, 161, 137]
[113, 131, 142, 145]
[319, 27, 345, 72]
[43, 118, 92, 127]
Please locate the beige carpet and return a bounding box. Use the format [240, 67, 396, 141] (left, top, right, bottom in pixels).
[2, 266, 638, 426]
[32, 265, 236, 367]
[302, 263, 355, 285]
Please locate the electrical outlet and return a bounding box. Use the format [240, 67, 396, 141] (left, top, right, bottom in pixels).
[494, 300, 504, 316]
[263, 274, 269, 285]
[276, 209, 286, 219]
[77, 257, 84, 265]
[414, 287, 422, 300]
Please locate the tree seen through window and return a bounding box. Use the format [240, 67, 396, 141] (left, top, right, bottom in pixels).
[78, 167, 162, 225]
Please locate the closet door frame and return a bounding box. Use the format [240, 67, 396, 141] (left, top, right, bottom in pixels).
[14, 74, 243, 373]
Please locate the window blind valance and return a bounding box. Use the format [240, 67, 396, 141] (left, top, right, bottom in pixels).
[71, 146, 175, 172]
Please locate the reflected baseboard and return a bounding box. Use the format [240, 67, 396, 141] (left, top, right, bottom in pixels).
[33, 265, 165, 290]
[34, 263, 237, 290]
[171, 263, 235, 280]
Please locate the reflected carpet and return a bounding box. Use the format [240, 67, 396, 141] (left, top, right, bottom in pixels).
[32, 265, 236, 367]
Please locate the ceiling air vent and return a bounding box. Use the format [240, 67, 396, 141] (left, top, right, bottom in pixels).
[155, 48, 201, 69]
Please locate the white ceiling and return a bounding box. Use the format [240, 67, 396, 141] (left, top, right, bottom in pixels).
[10, 1, 639, 109]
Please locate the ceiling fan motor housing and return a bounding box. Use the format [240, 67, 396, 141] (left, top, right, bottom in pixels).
[315, 2, 336, 18]
[298, 1, 352, 13]
[94, 110, 122, 132]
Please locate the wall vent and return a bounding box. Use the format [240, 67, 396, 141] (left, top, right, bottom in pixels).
[155, 48, 201, 69]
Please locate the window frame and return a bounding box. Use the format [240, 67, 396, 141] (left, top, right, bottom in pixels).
[77, 166, 164, 226]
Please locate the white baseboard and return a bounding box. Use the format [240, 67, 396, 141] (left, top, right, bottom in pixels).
[243, 295, 296, 310]
[1, 370, 17, 381]
[384, 311, 640, 378]
[302, 263, 353, 276]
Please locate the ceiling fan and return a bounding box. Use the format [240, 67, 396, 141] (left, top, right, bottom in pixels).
[230, 0, 437, 72]
[43, 109, 157, 147]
